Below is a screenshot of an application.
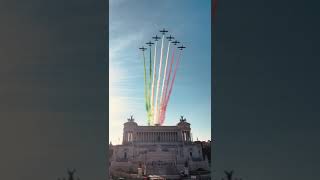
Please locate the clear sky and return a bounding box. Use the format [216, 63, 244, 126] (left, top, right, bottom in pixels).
[109, 0, 211, 144]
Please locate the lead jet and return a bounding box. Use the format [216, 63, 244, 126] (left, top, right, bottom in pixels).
[172, 40, 180, 45]
[152, 35, 161, 41]
[139, 46, 147, 51]
[178, 45, 186, 50]
[166, 35, 174, 41]
[160, 28, 168, 35]
[146, 41, 154, 46]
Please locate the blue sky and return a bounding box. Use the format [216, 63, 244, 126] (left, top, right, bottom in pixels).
[109, 0, 211, 144]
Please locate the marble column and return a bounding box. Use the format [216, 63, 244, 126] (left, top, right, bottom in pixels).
[175, 132, 177, 141]
[141, 132, 143, 142]
[172, 132, 176, 142]
[137, 132, 140, 142]
[165, 132, 167, 142]
[152, 132, 154, 142]
[161, 132, 163, 142]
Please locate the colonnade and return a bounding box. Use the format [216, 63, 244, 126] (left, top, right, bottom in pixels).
[134, 131, 179, 142]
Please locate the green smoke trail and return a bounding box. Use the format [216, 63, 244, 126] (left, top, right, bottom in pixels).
[147, 47, 152, 124]
[142, 50, 150, 125]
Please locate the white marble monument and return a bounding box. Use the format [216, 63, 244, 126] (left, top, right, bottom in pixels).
[109, 116, 210, 176]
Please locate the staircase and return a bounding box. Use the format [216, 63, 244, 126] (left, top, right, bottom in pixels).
[146, 163, 178, 175]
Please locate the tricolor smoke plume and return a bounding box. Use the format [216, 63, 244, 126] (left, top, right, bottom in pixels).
[139, 29, 185, 126]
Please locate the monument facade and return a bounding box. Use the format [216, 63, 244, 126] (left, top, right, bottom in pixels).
[109, 116, 210, 176]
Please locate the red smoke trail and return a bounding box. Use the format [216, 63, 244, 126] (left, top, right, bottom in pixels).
[165, 51, 182, 108]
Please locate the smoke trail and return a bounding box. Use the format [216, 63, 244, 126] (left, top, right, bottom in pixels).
[142, 50, 149, 123]
[164, 51, 183, 114]
[164, 49, 176, 102]
[159, 48, 175, 124]
[159, 51, 182, 125]
[159, 41, 171, 124]
[150, 41, 158, 125]
[149, 46, 152, 99]
[147, 46, 152, 125]
[154, 35, 165, 125]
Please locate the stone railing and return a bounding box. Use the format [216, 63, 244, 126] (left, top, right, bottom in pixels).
[116, 158, 128, 162]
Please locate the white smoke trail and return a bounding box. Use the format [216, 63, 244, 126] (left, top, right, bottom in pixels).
[158, 41, 171, 124]
[154, 35, 165, 125]
[150, 41, 158, 125]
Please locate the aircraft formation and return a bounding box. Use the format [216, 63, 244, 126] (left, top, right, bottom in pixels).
[139, 28, 186, 126]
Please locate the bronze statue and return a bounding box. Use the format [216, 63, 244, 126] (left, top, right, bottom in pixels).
[180, 115, 186, 122]
[67, 169, 76, 180]
[128, 115, 134, 122]
[224, 170, 234, 180]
